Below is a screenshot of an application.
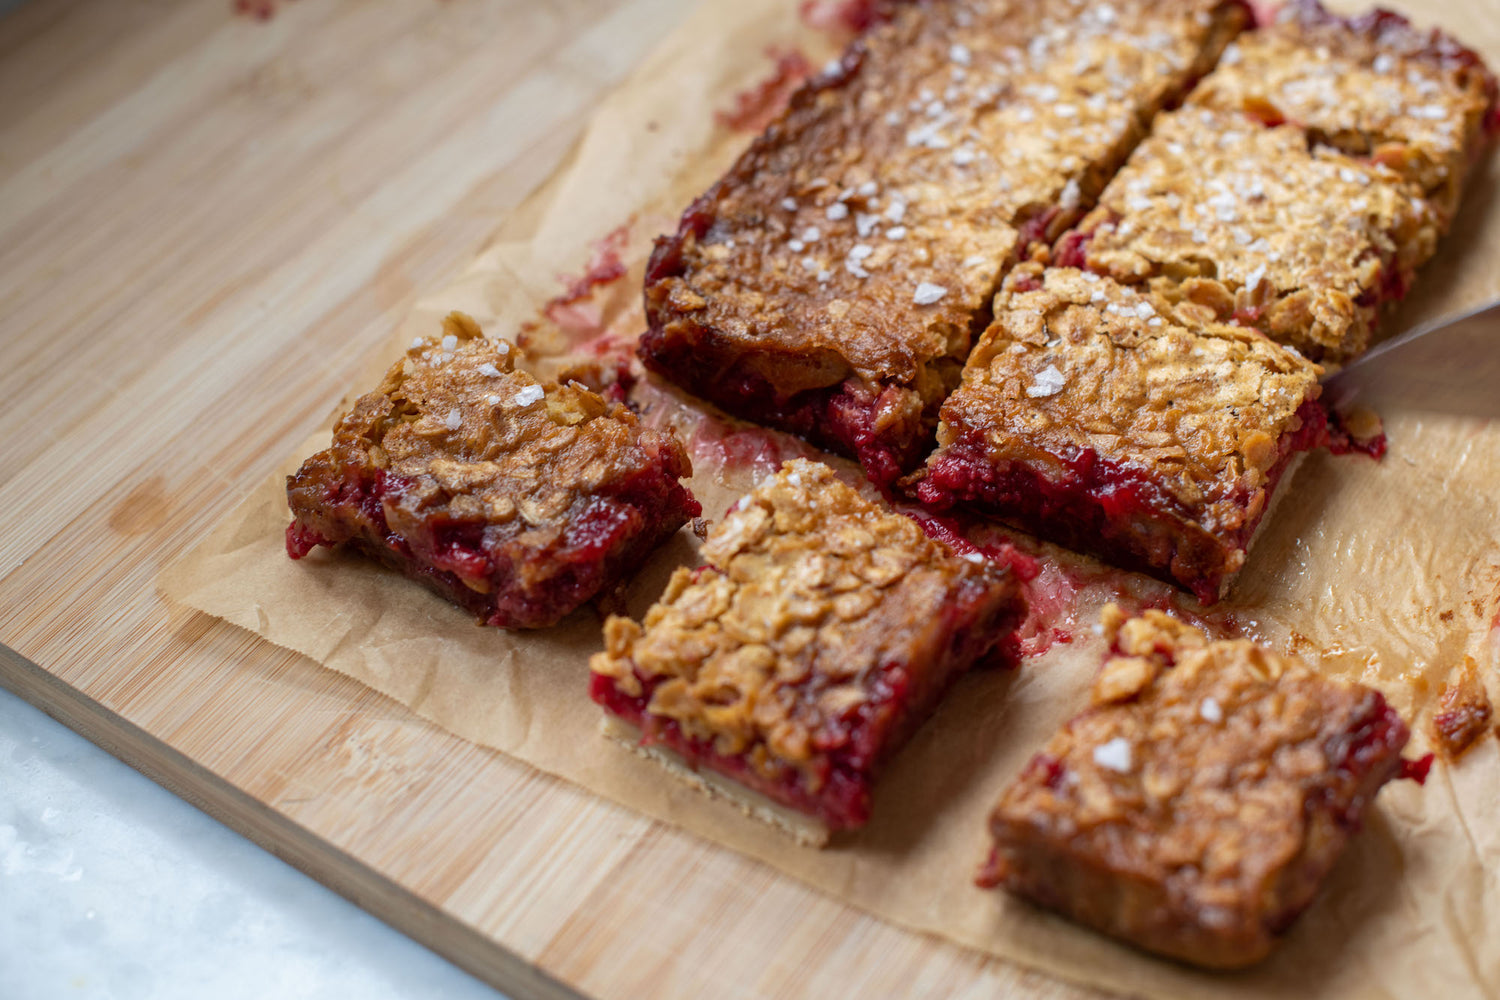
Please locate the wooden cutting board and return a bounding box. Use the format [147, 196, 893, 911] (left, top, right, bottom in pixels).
[0, 2, 1094, 997]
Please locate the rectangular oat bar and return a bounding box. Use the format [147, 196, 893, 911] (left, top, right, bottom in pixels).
[1189, 0, 1497, 223]
[979, 607, 1423, 969]
[286, 313, 700, 629]
[589, 458, 1026, 844]
[1056, 106, 1443, 361]
[914, 265, 1328, 605]
[642, 0, 1249, 485]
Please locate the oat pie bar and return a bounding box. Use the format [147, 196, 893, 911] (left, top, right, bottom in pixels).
[642, 0, 1248, 485]
[1189, 0, 1497, 223]
[915, 265, 1328, 604]
[1057, 104, 1444, 362]
[286, 313, 700, 629]
[979, 607, 1423, 969]
[590, 459, 1026, 843]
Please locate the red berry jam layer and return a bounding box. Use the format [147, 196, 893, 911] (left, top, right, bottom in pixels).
[918, 398, 1329, 606]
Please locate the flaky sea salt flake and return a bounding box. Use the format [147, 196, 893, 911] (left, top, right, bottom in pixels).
[1027, 364, 1067, 398]
[913, 282, 948, 305]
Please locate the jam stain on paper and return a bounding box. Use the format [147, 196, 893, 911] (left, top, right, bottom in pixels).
[716, 48, 815, 133]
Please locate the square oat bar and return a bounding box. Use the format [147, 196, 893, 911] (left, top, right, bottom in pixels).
[590, 458, 1026, 843]
[915, 265, 1327, 605]
[979, 607, 1420, 969]
[1189, 0, 1497, 222]
[1057, 106, 1443, 361]
[642, 0, 1249, 485]
[286, 313, 700, 629]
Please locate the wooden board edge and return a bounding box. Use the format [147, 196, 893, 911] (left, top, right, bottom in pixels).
[0, 641, 586, 1000]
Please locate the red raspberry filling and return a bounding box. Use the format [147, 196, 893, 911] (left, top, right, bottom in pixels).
[287, 447, 700, 629]
[918, 399, 1336, 605]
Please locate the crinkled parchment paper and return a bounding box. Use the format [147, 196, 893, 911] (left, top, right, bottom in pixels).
[163, 1, 1500, 996]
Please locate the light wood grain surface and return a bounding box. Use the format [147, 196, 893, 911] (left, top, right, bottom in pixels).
[0, 2, 1095, 997]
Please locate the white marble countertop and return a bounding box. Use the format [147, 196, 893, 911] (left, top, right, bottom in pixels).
[0, 683, 509, 1000]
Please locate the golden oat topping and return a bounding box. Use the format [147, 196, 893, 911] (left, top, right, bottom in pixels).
[321, 312, 688, 539]
[591, 459, 1008, 776]
[1189, 0, 1496, 216]
[1072, 107, 1441, 360]
[936, 266, 1321, 523]
[649, 0, 1247, 394]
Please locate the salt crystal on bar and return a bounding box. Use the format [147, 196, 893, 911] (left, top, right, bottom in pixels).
[913, 282, 948, 305]
[950, 43, 971, 66]
[477, 363, 502, 377]
[827, 203, 850, 221]
[1027, 364, 1067, 398]
[781, 197, 797, 211]
[496, 341, 510, 354]
[484, 394, 501, 406]
[409, 337, 425, 350]
[441, 334, 459, 352]
[1199, 697, 1224, 723]
[444, 408, 463, 431]
[514, 385, 545, 406]
[1093, 737, 1134, 773]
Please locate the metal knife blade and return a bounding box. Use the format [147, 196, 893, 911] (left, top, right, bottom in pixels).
[1322, 299, 1500, 419]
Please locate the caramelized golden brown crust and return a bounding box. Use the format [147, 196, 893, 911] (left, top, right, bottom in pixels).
[590, 459, 1026, 832]
[915, 265, 1323, 602]
[1189, 0, 1498, 221]
[981, 609, 1413, 969]
[286, 313, 699, 629]
[642, 0, 1249, 481]
[1063, 107, 1442, 360]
